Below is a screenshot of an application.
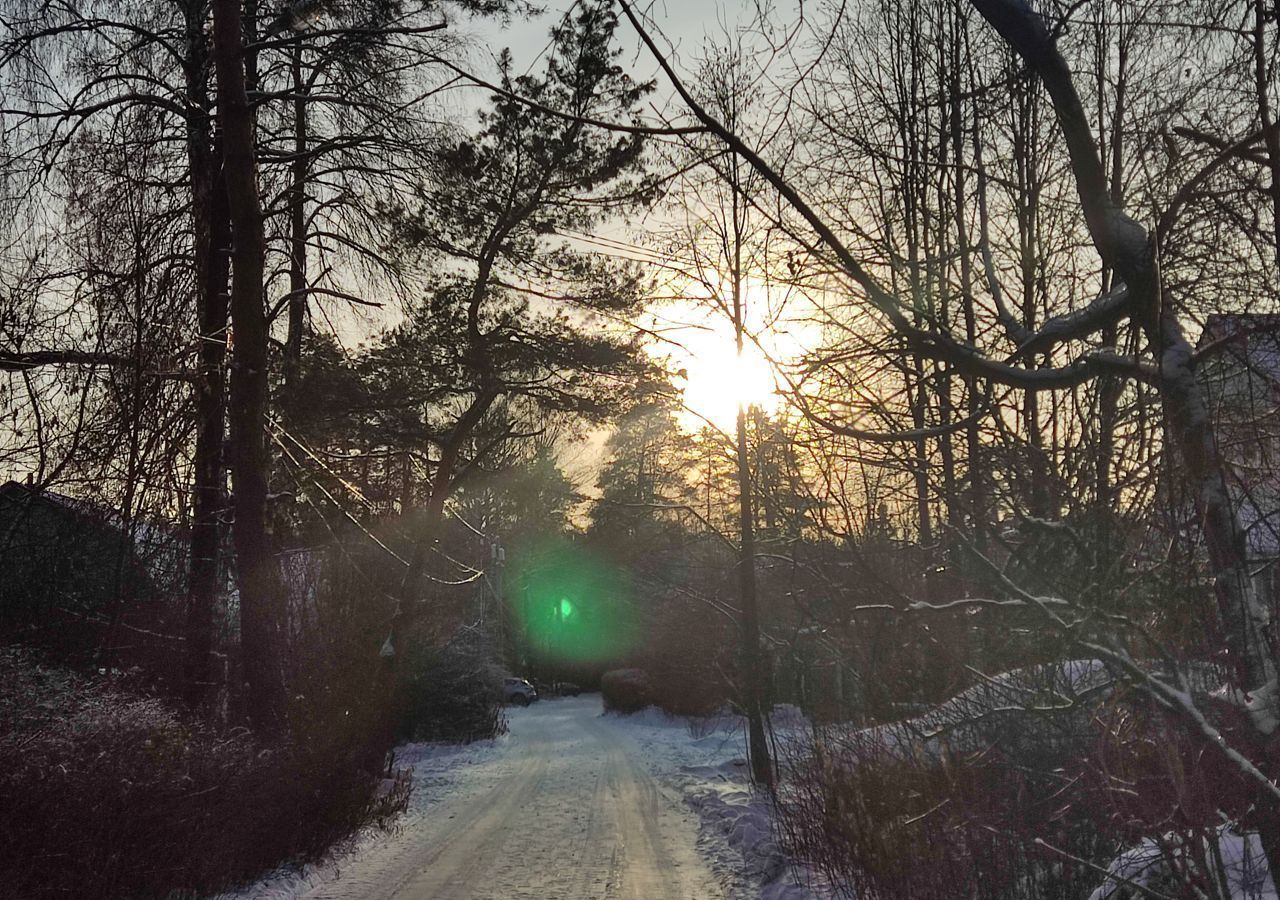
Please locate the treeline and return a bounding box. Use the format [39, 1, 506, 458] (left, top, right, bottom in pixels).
[614, 0, 1280, 894]
[0, 0, 657, 715]
[4, 0, 1280, 896]
[0, 2, 663, 895]
[591, 0, 1280, 895]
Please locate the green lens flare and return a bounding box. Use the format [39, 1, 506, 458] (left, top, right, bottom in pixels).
[508, 539, 632, 666]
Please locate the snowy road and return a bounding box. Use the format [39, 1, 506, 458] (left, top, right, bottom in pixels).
[301, 696, 728, 900]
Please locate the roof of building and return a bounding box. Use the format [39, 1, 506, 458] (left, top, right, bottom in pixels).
[1201, 314, 1280, 383]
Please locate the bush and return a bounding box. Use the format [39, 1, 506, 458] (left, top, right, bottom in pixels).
[773, 672, 1270, 899]
[776, 733, 1112, 899]
[0, 645, 409, 900]
[647, 666, 728, 718]
[601, 667, 653, 713]
[642, 603, 734, 718]
[400, 635, 507, 743]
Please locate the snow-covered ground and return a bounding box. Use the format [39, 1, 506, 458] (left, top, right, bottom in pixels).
[217, 735, 515, 900]
[609, 704, 822, 900]
[219, 695, 817, 900]
[1089, 827, 1277, 900]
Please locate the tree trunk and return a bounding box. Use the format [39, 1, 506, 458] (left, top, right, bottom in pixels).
[1012, 77, 1050, 517]
[285, 39, 308, 381]
[184, 0, 232, 711]
[1151, 312, 1275, 690]
[735, 397, 773, 787]
[729, 174, 773, 788]
[389, 386, 499, 653]
[1093, 2, 1127, 524]
[947, 14, 986, 543]
[930, 61, 960, 533]
[213, 0, 287, 735]
[970, 0, 1280, 873]
[1252, 0, 1280, 274]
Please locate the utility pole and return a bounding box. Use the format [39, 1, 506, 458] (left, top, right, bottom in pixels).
[729, 152, 773, 788]
[490, 541, 506, 660]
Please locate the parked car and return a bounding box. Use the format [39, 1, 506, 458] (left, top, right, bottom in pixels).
[503, 677, 538, 706]
[558, 682, 582, 697]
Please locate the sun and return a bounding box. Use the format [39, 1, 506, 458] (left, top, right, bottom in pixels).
[645, 278, 815, 434]
[675, 326, 780, 433]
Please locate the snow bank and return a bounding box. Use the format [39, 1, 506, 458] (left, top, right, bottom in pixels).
[834, 658, 1116, 763]
[1089, 827, 1276, 900]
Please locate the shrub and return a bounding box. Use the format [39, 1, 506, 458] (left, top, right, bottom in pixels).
[776, 732, 1113, 899]
[642, 604, 733, 718]
[773, 671, 1272, 899]
[648, 665, 728, 718]
[0, 645, 409, 900]
[400, 635, 507, 743]
[601, 667, 653, 713]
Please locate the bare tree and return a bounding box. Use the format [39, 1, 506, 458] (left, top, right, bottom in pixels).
[213, 0, 288, 733]
[621, 0, 1280, 876]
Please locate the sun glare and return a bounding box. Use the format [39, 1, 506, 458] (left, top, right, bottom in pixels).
[675, 326, 781, 433]
[646, 279, 818, 434]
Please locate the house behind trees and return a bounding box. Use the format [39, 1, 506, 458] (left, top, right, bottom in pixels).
[1199, 314, 1280, 613]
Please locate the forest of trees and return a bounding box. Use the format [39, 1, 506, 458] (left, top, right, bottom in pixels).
[4, 0, 1280, 896]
